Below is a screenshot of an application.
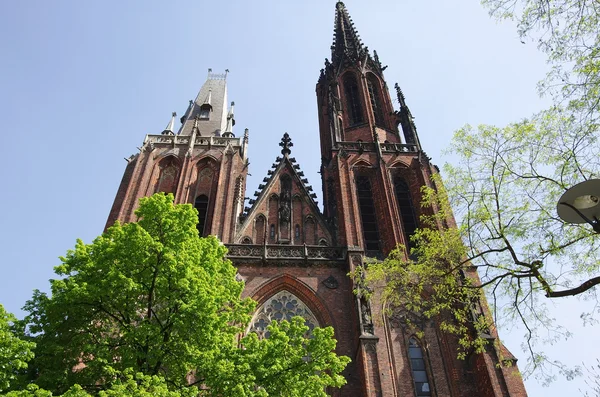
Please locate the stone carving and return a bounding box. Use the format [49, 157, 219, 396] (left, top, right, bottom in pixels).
[338, 141, 377, 153]
[279, 176, 292, 225]
[388, 307, 427, 330]
[362, 338, 378, 353]
[144, 135, 241, 149]
[225, 244, 345, 262]
[323, 275, 339, 289]
[248, 290, 319, 338]
[361, 298, 374, 335]
[379, 142, 418, 153]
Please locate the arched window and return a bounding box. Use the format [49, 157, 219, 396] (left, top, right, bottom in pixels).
[408, 338, 431, 396]
[255, 215, 266, 245]
[156, 157, 180, 194]
[367, 75, 385, 127]
[295, 224, 300, 238]
[270, 224, 276, 239]
[248, 290, 320, 338]
[356, 176, 381, 253]
[194, 195, 209, 236]
[394, 177, 418, 249]
[343, 73, 363, 125]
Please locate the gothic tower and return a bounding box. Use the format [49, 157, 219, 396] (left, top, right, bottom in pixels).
[106, 3, 527, 396]
[106, 69, 249, 243]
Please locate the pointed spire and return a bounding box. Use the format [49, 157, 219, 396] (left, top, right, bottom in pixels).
[331, 2, 364, 67]
[279, 133, 293, 156]
[394, 83, 421, 149]
[395, 83, 407, 108]
[161, 112, 177, 135]
[223, 101, 236, 137]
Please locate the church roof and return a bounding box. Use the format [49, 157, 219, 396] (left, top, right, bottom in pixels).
[178, 69, 230, 137]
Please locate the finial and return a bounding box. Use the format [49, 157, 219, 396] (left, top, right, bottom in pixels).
[161, 112, 177, 135]
[395, 83, 406, 107]
[279, 133, 294, 156]
[222, 102, 236, 137]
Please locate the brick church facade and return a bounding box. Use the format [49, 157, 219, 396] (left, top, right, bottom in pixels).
[106, 2, 527, 396]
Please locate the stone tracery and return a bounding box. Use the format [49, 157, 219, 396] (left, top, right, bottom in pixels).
[248, 290, 319, 338]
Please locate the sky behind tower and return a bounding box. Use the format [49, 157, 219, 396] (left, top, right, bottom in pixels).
[0, 1, 595, 395]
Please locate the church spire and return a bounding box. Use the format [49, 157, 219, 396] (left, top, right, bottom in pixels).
[394, 83, 421, 149]
[331, 2, 365, 67]
[178, 70, 229, 137]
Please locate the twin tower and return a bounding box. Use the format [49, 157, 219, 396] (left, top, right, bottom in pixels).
[106, 3, 527, 396]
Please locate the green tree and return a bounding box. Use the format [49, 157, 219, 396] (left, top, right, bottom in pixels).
[483, 0, 599, 120]
[0, 304, 35, 393]
[19, 193, 348, 395]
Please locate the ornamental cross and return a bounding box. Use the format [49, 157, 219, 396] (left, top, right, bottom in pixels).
[279, 133, 294, 156]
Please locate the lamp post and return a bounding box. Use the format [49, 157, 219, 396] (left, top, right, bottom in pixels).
[557, 179, 600, 233]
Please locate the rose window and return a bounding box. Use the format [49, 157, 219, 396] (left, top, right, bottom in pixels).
[248, 290, 319, 338]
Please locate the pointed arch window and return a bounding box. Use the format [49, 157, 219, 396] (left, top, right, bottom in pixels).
[255, 215, 266, 245]
[408, 338, 432, 396]
[156, 157, 180, 195]
[248, 290, 319, 338]
[367, 75, 385, 127]
[343, 73, 363, 125]
[195, 195, 209, 236]
[355, 175, 381, 253]
[393, 177, 418, 249]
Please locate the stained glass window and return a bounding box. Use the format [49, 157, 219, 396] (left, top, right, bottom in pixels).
[344, 73, 363, 125]
[408, 338, 431, 396]
[394, 177, 418, 249]
[248, 290, 319, 338]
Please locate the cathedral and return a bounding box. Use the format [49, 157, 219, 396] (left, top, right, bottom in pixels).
[106, 2, 527, 396]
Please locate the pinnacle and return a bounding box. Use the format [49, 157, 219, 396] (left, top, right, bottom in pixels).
[279, 133, 294, 156]
[331, 1, 364, 65]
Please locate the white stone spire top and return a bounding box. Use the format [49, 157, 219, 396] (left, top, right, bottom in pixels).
[161, 112, 177, 135]
[223, 101, 236, 137]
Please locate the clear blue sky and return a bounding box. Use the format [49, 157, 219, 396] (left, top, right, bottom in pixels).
[0, 1, 594, 395]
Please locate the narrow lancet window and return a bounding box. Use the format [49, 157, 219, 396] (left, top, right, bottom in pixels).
[356, 176, 380, 253]
[408, 338, 431, 396]
[367, 75, 385, 127]
[344, 74, 363, 125]
[195, 195, 209, 236]
[394, 177, 418, 249]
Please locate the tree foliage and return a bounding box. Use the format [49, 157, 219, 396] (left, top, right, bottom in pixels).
[483, 0, 600, 121]
[10, 194, 348, 396]
[0, 305, 35, 393]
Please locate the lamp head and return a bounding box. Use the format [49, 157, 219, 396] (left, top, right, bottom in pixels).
[557, 179, 600, 225]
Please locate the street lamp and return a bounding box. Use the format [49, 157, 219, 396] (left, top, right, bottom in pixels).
[557, 179, 600, 233]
